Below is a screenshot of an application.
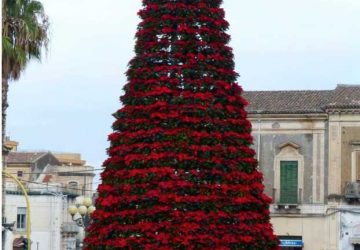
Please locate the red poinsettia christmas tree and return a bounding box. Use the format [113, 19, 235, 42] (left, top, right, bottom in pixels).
[84, 0, 279, 249]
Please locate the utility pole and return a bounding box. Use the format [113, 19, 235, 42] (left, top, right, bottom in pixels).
[83, 174, 85, 196]
[2, 144, 11, 250]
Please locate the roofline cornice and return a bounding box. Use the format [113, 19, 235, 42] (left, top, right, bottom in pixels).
[247, 113, 328, 120]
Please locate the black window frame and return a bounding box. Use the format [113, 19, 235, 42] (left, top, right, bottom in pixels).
[16, 207, 26, 230]
[17, 171, 23, 178]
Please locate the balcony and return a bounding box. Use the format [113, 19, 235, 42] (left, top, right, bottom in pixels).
[272, 188, 302, 213]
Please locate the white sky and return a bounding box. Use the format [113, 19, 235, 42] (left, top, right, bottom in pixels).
[7, 0, 360, 185]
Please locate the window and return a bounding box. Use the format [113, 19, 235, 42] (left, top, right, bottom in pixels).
[17, 171, 23, 178]
[68, 181, 78, 188]
[16, 207, 26, 230]
[273, 142, 304, 204]
[280, 161, 298, 204]
[68, 181, 78, 192]
[67, 181, 80, 195]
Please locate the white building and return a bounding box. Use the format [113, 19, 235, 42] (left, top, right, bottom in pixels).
[5, 192, 79, 250]
[3, 146, 96, 250]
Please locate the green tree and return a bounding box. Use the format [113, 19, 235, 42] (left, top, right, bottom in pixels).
[2, 0, 49, 144]
[2, 0, 49, 248]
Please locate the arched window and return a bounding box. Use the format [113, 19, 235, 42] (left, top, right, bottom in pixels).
[68, 181, 78, 190]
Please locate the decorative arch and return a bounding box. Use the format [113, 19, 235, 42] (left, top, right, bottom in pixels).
[68, 181, 79, 188]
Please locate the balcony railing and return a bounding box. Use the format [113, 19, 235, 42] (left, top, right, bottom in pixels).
[61, 222, 79, 234]
[272, 188, 303, 205]
[6, 182, 87, 196]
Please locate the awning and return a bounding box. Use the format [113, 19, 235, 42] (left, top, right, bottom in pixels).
[280, 239, 304, 247]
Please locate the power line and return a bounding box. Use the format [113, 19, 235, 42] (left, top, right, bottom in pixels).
[5, 167, 104, 175]
[5, 179, 100, 193]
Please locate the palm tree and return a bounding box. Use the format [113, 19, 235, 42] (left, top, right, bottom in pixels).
[2, 0, 49, 247]
[2, 0, 49, 144]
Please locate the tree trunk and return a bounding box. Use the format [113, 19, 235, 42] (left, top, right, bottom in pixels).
[2, 77, 9, 145]
[2, 77, 9, 250]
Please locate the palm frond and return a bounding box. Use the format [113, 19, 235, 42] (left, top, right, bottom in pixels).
[2, 0, 49, 81]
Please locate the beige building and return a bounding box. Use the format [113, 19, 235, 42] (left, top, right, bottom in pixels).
[3, 140, 96, 250]
[5, 151, 61, 184]
[4, 144, 95, 197]
[52, 153, 95, 197]
[244, 84, 360, 250]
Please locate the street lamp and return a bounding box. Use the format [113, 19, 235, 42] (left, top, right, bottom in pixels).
[68, 196, 95, 228]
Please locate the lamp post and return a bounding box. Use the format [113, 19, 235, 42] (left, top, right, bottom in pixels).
[68, 196, 95, 229]
[68, 196, 95, 249]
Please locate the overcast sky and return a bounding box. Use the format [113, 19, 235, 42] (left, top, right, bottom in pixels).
[7, 0, 360, 186]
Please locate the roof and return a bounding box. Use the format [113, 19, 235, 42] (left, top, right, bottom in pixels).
[53, 153, 86, 166]
[243, 84, 360, 114]
[7, 152, 48, 164]
[326, 84, 360, 109]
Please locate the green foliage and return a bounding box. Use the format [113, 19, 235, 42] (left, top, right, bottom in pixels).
[2, 0, 49, 81]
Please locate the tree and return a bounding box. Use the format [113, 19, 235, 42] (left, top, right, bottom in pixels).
[2, 0, 49, 144]
[2, 1, 49, 248]
[85, 0, 279, 249]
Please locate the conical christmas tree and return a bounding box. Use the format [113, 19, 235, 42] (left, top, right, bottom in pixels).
[85, 1, 279, 249]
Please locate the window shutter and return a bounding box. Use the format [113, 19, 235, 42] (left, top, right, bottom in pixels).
[356, 151, 360, 180]
[280, 161, 298, 204]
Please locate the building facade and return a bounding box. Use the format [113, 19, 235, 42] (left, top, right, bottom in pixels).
[5, 194, 64, 250]
[3, 141, 96, 250]
[244, 84, 360, 250]
[5, 147, 95, 197]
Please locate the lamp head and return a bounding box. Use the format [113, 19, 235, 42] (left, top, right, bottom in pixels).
[68, 205, 78, 215]
[87, 205, 96, 214]
[83, 197, 92, 207]
[78, 205, 88, 215]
